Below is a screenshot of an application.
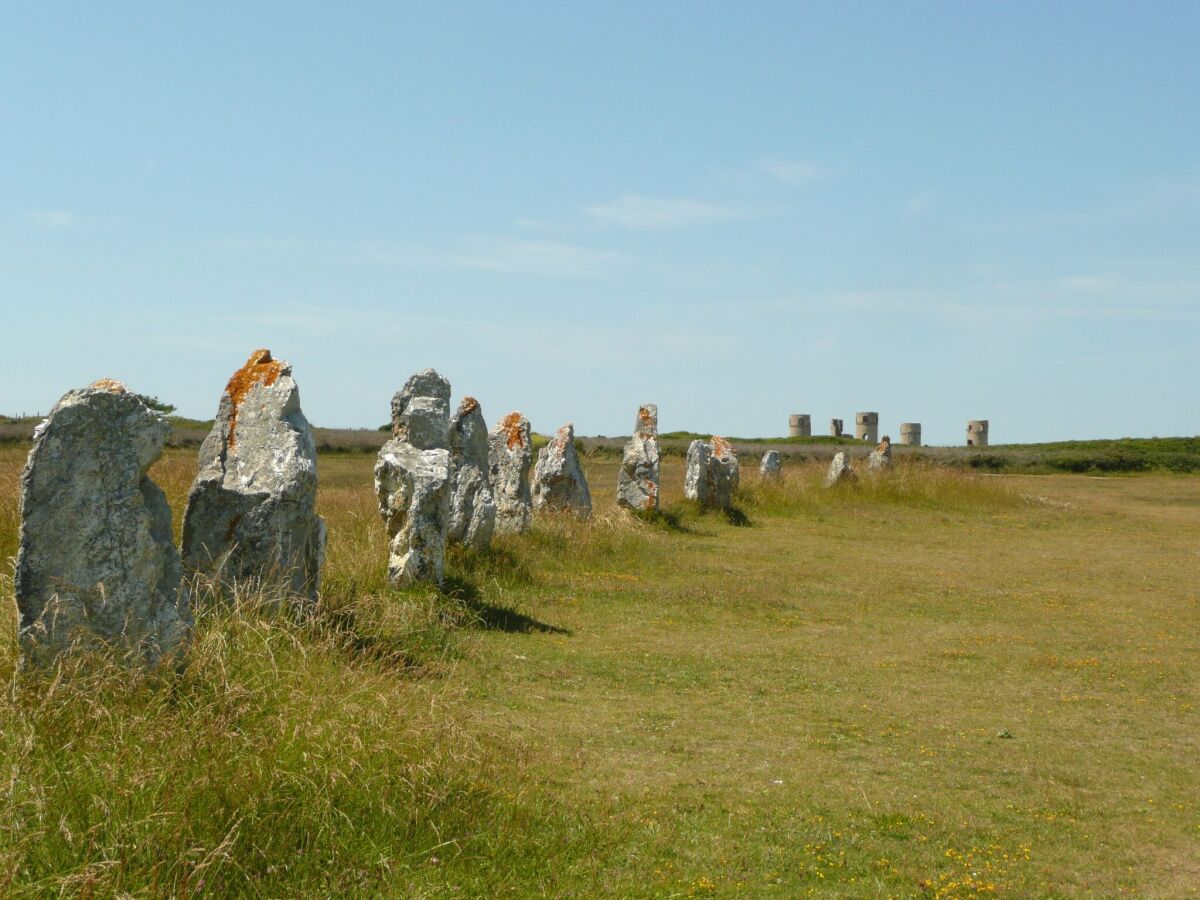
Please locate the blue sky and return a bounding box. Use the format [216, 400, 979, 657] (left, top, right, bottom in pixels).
[3, 2, 1198, 444]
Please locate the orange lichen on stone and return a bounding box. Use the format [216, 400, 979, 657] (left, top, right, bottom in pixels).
[637, 406, 654, 432]
[459, 396, 480, 415]
[225, 349, 284, 449]
[498, 412, 528, 450]
[89, 379, 127, 394]
[710, 435, 733, 459]
[876, 437, 891, 453]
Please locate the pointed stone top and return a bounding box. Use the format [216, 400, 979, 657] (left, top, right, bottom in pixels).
[458, 396, 480, 416]
[224, 349, 288, 449]
[495, 411, 530, 450]
[635, 404, 658, 438]
[88, 378, 127, 394]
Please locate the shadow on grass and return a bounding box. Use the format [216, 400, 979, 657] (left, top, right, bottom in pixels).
[723, 505, 752, 527]
[633, 506, 697, 534]
[441, 576, 571, 636]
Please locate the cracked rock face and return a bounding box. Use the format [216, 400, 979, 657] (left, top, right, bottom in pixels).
[684, 436, 740, 509]
[825, 451, 856, 487]
[868, 437, 892, 471]
[375, 369, 452, 585]
[532, 423, 592, 519]
[182, 350, 326, 602]
[760, 450, 783, 478]
[488, 412, 533, 534]
[15, 381, 190, 665]
[391, 368, 452, 451]
[447, 397, 497, 550]
[617, 404, 660, 511]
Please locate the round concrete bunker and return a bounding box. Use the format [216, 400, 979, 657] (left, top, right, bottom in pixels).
[899, 423, 921, 446]
[854, 412, 879, 443]
[966, 420, 989, 447]
[787, 414, 811, 438]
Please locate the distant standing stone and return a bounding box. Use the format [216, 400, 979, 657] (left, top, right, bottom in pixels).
[868, 436, 893, 471]
[488, 412, 533, 534]
[182, 349, 326, 602]
[448, 397, 497, 550]
[685, 436, 740, 509]
[617, 404, 660, 511]
[824, 451, 856, 487]
[15, 380, 190, 665]
[760, 450, 783, 477]
[375, 369, 452, 585]
[532, 422, 592, 519]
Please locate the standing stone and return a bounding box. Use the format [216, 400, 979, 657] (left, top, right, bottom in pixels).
[375, 369, 451, 585]
[868, 436, 893, 471]
[760, 450, 783, 478]
[15, 381, 190, 665]
[488, 412, 533, 534]
[448, 397, 497, 550]
[617, 404, 660, 511]
[182, 349, 326, 602]
[685, 436, 740, 509]
[532, 423, 592, 519]
[684, 439, 713, 505]
[825, 451, 856, 487]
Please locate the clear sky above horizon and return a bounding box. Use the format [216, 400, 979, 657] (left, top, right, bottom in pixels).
[3, 2, 1198, 444]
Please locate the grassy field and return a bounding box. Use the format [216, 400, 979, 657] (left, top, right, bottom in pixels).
[0, 445, 1197, 896]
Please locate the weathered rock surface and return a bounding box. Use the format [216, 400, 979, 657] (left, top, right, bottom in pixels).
[868, 436, 893, 471]
[182, 349, 326, 602]
[825, 451, 856, 487]
[617, 404, 660, 511]
[375, 369, 452, 585]
[532, 423, 592, 519]
[15, 381, 190, 664]
[448, 397, 497, 550]
[685, 436, 740, 509]
[391, 368, 452, 450]
[760, 450, 783, 477]
[488, 412, 533, 534]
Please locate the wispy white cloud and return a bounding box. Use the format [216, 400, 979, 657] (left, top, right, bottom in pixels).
[356, 236, 628, 278]
[758, 158, 828, 186]
[585, 195, 747, 230]
[28, 210, 74, 228]
[832, 276, 1200, 327]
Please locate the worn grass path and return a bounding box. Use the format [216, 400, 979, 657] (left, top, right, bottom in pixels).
[444, 460, 1200, 896]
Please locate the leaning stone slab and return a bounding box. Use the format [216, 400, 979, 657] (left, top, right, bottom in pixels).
[868, 436, 893, 472]
[617, 404, 660, 511]
[532, 423, 592, 519]
[825, 451, 856, 487]
[375, 369, 452, 585]
[182, 349, 326, 602]
[685, 436, 739, 509]
[15, 380, 190, 665]
[488, 412, 533, 534]
[760, 450, 783, 478]
[448, 397, 497, 550]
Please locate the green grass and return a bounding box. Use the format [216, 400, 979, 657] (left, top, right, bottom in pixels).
[0, 447, 1197, 896]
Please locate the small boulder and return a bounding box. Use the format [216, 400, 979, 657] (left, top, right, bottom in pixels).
[488, 412, 533, 534]
[825, 451, 856, 487]
[868, 436, 893, 471]
[617, 404, 660, 511]
[15, 381, 190, 665]
[182, 349, 326, 602]
[760, 450, 783, 478]
[448, 397, 497, 550]
[375, 369, 452, 585]
[532, 423, 592, 519]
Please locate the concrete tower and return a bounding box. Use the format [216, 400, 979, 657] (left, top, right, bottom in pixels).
[787, 414, 811, 438]
[899, 423, 922, 446]
[855, 412, 879, 443]
[966, 420, 989, 447]
[829, 418, 844, 437]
